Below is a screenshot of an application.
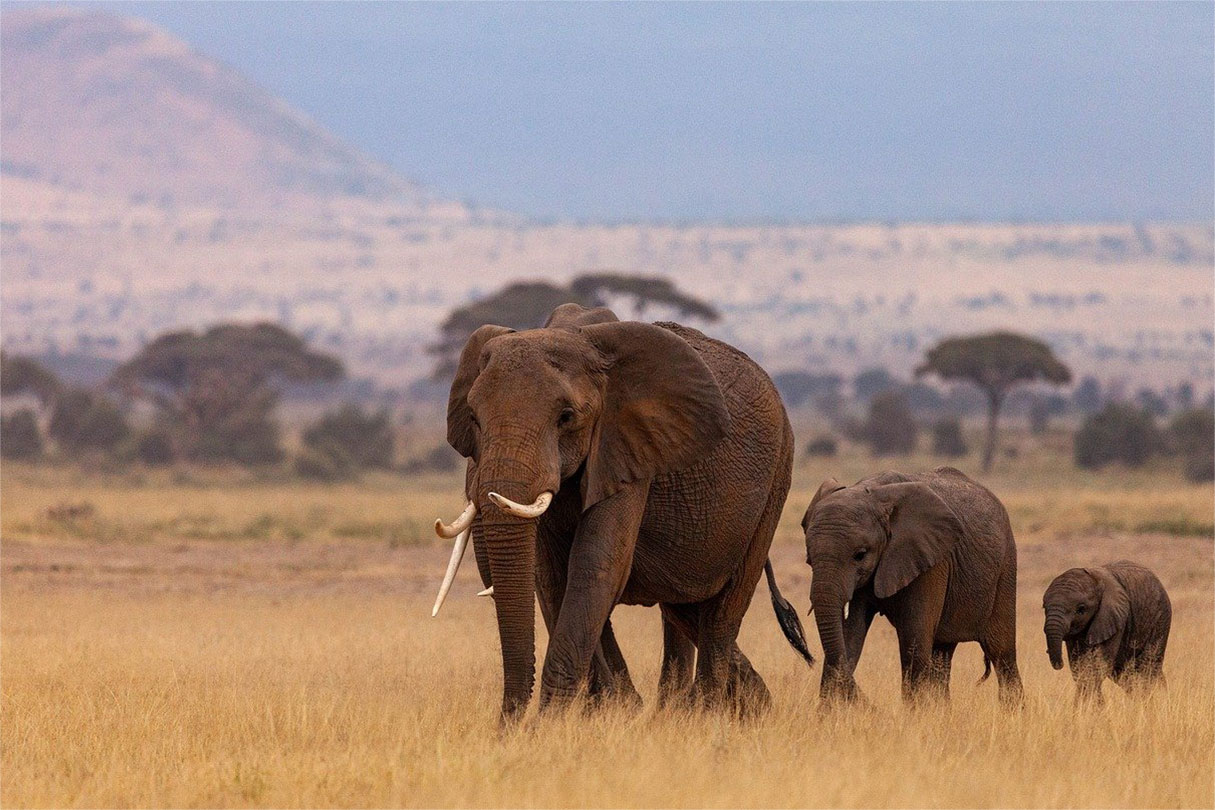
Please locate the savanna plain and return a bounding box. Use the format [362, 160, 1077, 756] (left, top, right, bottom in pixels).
[3, 438, 1213, 808]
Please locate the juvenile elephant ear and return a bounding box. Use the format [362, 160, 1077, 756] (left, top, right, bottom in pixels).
[803, 477, 845, 531]
[579, 321, 730, 507]
[446, 324, 514, 457]
[1085, 567, 1130, 646]
[871, 482, 964, 599]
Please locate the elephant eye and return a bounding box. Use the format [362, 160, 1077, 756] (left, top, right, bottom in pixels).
[853, 549, 867, 561]
[557, 407, 576, 427]
[1076, 604, 1087, 613]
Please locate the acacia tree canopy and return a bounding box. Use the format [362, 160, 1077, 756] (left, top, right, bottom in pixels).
[916, 331, 1071, 472]
[112, 322, 343, 393]
[111, 323, 343, 464]
[429, 273, 719, 379]
[915, 332, 1071, 397]
[0, 351, 61, 404]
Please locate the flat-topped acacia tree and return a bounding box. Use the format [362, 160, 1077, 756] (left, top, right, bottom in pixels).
[111, 323, 343, 464]
[428, 273, 719, 379]
[916, 332, 1071, 472]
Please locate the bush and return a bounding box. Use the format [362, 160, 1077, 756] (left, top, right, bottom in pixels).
[1183, 454, 1215, 484]
[180, 374, 283, 465]
[1169, 407, 1214, 482]
[864, 392, 918, 456]
[1, 409, 43, 460]
[294, 443, 357, 482]
[402, 444, 461, 474]
[931, 418, 968, 457]
[803, 435, 838, 458]
[302, 404, 394, 469]
[1074, 404, 1163, 469]
[48, 389, 130, 453]
[134, 428, 175, 466]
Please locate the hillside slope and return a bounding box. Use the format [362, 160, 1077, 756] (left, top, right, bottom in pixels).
[1, 6, 420, 210]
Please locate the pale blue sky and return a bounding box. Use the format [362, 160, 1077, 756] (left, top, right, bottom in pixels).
[87, 1, 1214, 222]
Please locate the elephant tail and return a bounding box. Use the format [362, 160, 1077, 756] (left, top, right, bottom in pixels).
[764, 559, 815, 667]
[976, 654, 992, 685]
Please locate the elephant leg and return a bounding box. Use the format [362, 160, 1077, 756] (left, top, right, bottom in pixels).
[891, 568, 946, 705]
[1070, 649, 1107, 707]
[843, 596, 879, 676]
[693, 458, 787, 715]
[588, 617, 642, 709]
[657, 605, 697, 708]
[929, 642, 956, 698]
[980, 560, 1024, 708]
[537, 513, 638, 708]
[726, 646, 771, 714]
[693, 550, 771, 715]
[539, 485, 646, 710]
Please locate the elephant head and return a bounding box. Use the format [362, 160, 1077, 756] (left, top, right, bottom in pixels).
[433, 305, 730, 720]
[802, 477, 963, 698]
[1042, 567, 1129, 669]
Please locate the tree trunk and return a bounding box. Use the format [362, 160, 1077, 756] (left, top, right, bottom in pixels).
[982, 388, 1005, 473]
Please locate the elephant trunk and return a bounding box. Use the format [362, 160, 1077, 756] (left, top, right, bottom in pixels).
[482, 511, 537, 721]
[811, 571, 855, 700]
[1044, 608, 1069, 670]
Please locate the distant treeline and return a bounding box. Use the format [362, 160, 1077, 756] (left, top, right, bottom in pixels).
[2, 312, 1211, 483]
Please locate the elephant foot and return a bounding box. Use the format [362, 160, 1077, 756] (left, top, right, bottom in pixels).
[587, 681, 644, 714]
[818, 674, 869, 712]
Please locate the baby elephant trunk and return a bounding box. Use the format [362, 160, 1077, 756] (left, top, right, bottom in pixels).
[1044, 609, 1069, 670]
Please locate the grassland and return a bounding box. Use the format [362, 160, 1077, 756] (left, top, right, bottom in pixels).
[2, 448, 1212, 807]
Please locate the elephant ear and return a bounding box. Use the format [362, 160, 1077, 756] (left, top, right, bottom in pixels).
[544, 303, 619, 329]
[802, 477, 844, 531]
[1085, 567, 1130, 646]
[871, 482, 964, 599]
[579, 321, 730, 507]
[446, 324, 514, 457]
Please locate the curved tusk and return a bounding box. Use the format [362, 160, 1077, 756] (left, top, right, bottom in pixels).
[487, 491, 553, 519]
[477, 586, 494, 598]
[434, 501, 476, 539]
[431, 527, 470, 617]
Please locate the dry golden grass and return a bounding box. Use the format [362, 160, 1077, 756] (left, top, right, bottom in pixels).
[2, 454, 1212, 808]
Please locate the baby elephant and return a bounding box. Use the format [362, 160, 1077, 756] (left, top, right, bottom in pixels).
[1042, 561, 1171, 702]
[802, 467, 1022, 707]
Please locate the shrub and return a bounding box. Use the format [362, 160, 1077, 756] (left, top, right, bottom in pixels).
[302, 404, 394, 469]
[1074, 404, 1163, 469]
[402, 444, 461, 474]
[864, 392, 918, 456]
[48, 389, 129, 453]
[931, 418, 968, 457]
[294, 443, 357, 482]
[1169, 407, 1214, 482]
[134, 428, 175, 466]
[1, 409, 43, 460]
[803, 435, 838, 458]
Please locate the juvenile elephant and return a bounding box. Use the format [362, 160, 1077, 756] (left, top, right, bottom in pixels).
[430, 304, 811, 722]
[802, 467, 1023, 706]
[1042, 561, 1171, 703]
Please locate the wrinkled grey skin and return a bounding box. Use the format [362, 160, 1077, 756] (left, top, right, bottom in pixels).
[450, 304, 803, 722]
[802, 467, 1023, 707]
[1042, 561, 1171, 703]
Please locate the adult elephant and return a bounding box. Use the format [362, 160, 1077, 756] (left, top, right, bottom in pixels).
[431, 304, 811, 722]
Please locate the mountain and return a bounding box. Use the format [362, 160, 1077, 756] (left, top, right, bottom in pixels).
[0, 6, 422, 210]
